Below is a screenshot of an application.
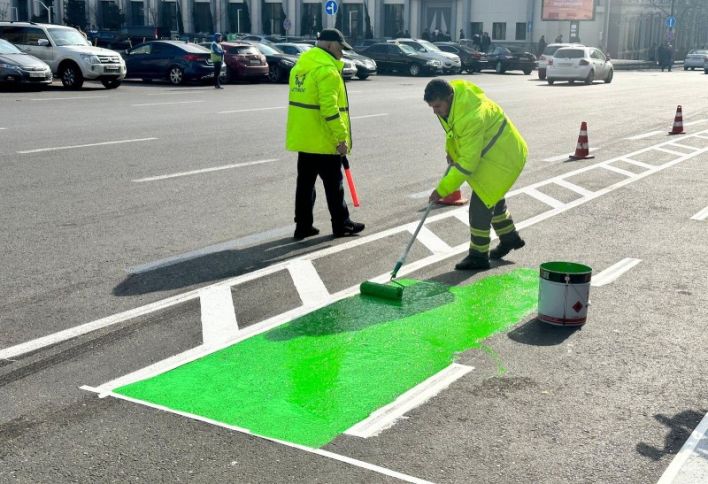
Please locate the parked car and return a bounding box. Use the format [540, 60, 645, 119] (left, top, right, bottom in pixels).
[217, 42, 268, 83]
[483, 44, 535, 74]
[0, 21, 126, 89]
[546, 46, 613, 85]
[273, 42, 312, 56]
[393, 38, 462, 74]
[359, 42, 442, 76]
[341, 57, 357, 80]
[434, 41, 485, 73]
[240, 34, 284, 44]
[537, 43, 584, 79]
[122, 40, 224, 85]
[684, 49, 708, 70]
[0, 38, 52, 88]
[245, 42, 298, 83]
[343, 49, 377, 80]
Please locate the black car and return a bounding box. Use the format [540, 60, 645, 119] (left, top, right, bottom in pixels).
[122, 40, 219, 85]
[0, 38, 52, 88]
[434, 42, 486, 73]
[483, 44, 535, 74]
[246, 42, 298, 83]
[343, 49, 377, 80]
[359, 43, 442, 77]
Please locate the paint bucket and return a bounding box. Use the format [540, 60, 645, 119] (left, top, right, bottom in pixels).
[538, 261, 592, 327]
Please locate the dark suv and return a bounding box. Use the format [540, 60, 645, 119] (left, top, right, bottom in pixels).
[359, 43, 442, 76]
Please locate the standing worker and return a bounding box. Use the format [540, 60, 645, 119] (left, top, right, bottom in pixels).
[210, 32, 224, 89]
[286, 28, 365, 240]
[425, 79, 527, 270]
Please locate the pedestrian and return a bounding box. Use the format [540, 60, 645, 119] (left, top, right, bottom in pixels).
[658, 42, 673, 71]
[481, 32, 491, 52]
[459, 28, 465, 40]
[472, 33, 481, 51]
[286, 28, 365, 240]
[555, 34, 563, 43]
[210, 32, 224, 89]
[424, 79, 527, 270]
[537, 35, 546, 57]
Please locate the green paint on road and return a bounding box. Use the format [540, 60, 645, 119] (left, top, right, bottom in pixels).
[115, 268, 538, 447]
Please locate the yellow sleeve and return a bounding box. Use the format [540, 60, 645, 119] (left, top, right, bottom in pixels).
[317, 69, 348, 144]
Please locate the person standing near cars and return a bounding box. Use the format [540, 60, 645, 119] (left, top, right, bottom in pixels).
[424, 79, 527, 270]
[537, 35, 547, 57]
[286, 28, 365, 240]
[210, 32, 224, 89]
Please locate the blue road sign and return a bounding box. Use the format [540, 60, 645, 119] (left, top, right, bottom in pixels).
[325, 0, 338, 16]
[665, 16, 676, 28]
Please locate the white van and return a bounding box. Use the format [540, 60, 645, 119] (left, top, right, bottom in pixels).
[0, 22, 126, 89]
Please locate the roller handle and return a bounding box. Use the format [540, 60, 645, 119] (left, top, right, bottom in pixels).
[341, 156, 360, 207]
[390, 201, 434, 280]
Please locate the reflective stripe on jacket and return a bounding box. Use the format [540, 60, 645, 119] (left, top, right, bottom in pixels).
[286, 47, 351, 155]
[210, 41, 224, 62]
[436, 80, 527, 208]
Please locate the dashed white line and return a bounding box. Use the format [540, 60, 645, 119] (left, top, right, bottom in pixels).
[351, 113, 389, 120]
[591, 258, 642, 287]
[288, 260, 331, 307]
[619, 157, 655, 170]
[552, 178, 595, 197]
[132, 158, 278, 182]
[625, 130, 663, 140]
[146, 91, 207, 96]
[200, 286, 239, 347]
[132, 100, 204, 107]
[691, 205, 708, 221]
[218, 106, 285, 114]
[17, 137, 158, 154]
[525, 187, 565, 209]
[414, 226, 452, 255]
[654, 146, 688, 157]
[0, 127, 7, 130]
[668, 142, 700, 152]
[28, 96, 108, 101]
[601, 164, 636, 178]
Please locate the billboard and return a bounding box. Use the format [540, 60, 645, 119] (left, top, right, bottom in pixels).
[542, 0, 595, 21]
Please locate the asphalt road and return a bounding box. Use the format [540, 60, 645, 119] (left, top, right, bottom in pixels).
[1, 69, 707, 483]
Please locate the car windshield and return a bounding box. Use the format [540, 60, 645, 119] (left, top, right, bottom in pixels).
[48, 28, 90, 47]
[543, 45, 564, 55]
[256, 43, 283, 55]
[0, 38, 22, 54]
[554, 49, 585, 58]
[399, 44, 417, 55]
[402, 42, 425, 52]
[232, 46, 259, 55]
[295, 44, 312, 51]
[688, 49, 708, 55]
[417, 40, 440, 51]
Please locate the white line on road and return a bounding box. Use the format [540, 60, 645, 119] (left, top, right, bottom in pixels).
[200, 286, 239, 347]
[0, 127, 6, 130]
[552, 178, 595, 197]
[691, 205, 708, 221]
[619, 157, 655, 170]
[657, 411, 708, 484]
[625, 131, 663, 140]
[414, 226, 452, 255]
[132, 100, 204, 107]
[351, 113, 389, 120]
[17, 138, 158, 154]
[288, 260, 330, 307]
[146, 91, 207, 96]
[28, 96, 108, 101]
[668, 142, 700, 152]
[683, 119, 708, 127]
[654, 146, 688, 157]
[601, 164, 636, 178]
[218, 106, 285, 114]
[525, 187, 565, 209]
[408, 189, 430, 199]
[345, 363, 473, 438]
[591, 258, 642, 287]
[132, 158, 278, 182]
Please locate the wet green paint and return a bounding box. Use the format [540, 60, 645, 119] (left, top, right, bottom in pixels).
[115, 268, 538, 447]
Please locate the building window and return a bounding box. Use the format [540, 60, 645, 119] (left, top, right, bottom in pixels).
[159, 1, 178, 34]
[300, 3, 322, 37]
[469, 22, 482, 37]
[384, 4, 404, 37]
[262, 1, 285, 35]
[336, 3, 365, 41]
[228, 3, 251, 34]
[515, 22, 527, 40]
[492, 22, 506, 40]
[193, 3, 212, 34]
[129, 1, 143, 27]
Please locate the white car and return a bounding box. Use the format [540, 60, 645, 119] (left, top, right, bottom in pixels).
[0, 22, 126, 89]
[536, 43, 584, 80]
[683, 49, 708, 70]
[547, 46, 613, 85]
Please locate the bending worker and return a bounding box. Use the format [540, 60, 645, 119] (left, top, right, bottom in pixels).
[425, 79, 526, 270]
[286, 28, 365, 240]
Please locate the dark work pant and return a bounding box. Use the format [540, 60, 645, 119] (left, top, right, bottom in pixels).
[295, 152, 350, 231]
[213, 61, 222, 87]
[468, 191, 519, 255]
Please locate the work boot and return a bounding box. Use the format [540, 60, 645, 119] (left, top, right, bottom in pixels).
[489, 234, 525, 260]
[293, 226, 320, 241]
[454, 251, 490, 271]
[333, 220, 365, 238]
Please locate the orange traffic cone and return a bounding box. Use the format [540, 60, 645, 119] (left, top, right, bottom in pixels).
[437, 189, 468, 206]
[569, 121, 595, 160]
[668, 105, 685, 135]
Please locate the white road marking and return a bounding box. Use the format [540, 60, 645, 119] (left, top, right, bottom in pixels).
[79, 387, 432, 484]
[525, 187, 565, 209]
[552, 178, 595, 197]
[408, 189, 431, 199]
[668, 142, 700, 151]
[17, 137, 157, 154]
[682, 119, 707, 126]
[619, 157, 655, 170]
[345, 363, 473, 438]
[542, 147, 600, 163]
[625, 130, 663, 140]
[146, 91, 207, 96]
[654, 146, 688, 157]
[0, 127, 6, 130]
[132, 158, 278, 182]
[414, 226, 452, 255]
[657, 412, 708, 484]
[591, 258, 642, 287]
[691, 205, 708, 221]
[288, 260, 330, 307]
[200, 286, 239, 347]
[218, 106, 285, 114]
[132, 100, 204, 107]
[350, 113, 389, 120]
[601, 164, 636, 178]
[28, 96, 107, 101]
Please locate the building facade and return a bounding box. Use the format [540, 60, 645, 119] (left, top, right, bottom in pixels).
[2, 0, 707, 59]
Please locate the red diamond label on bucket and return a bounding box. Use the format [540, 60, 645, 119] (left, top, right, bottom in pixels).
[572, 301, 583, 313]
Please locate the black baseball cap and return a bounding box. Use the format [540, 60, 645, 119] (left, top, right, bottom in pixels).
[317, 28, 352, 50]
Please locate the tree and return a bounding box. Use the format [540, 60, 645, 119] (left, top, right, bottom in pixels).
[65, 0, 86, 29]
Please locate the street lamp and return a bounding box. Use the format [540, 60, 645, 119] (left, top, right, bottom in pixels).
[34, 0, 52, 23]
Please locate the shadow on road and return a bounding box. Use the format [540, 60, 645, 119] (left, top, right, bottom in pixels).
[507, 317, 579, 346]
[636, 409, 707, 461]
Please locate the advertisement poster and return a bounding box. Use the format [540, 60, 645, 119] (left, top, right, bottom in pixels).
[542, 0, 595, 21]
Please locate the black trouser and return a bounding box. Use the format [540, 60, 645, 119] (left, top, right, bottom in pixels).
[295, 152, 350, 232]
[213, 61, 222, 87]
[468, 191, 519, 255]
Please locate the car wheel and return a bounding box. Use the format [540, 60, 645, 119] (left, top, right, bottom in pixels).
[101, 79, 121, 89]
[495, 61, 505, 74]
[547, 79, 555, 85]
[523, 68, 532, 75]
[584, 70, 594, 85]
[269, 65, 282, 82]
[604, 69, 613, 83]
[168, 66, 184, 85]
[408, 63, 421, 76]
[538, 69, 546, 80]
[60, 62, 84, 89]
[357, 73, 369, 80]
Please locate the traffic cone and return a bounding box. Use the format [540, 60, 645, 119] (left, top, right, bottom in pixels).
[569, 121, 595, 160]
[437, 189, 468, 206]
[668, 105, 685, 135]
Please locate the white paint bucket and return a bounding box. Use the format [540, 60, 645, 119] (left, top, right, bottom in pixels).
[538, 261, 592, 327]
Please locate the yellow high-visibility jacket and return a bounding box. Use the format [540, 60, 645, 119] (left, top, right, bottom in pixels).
[436, 80, 527, 208]
[286, 47, 351, 154]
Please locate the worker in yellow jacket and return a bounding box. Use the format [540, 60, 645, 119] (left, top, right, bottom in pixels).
[426, 79, 527, 270]
[286, 28, 364, 240]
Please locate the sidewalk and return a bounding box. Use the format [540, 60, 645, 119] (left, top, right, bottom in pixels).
[612, 59, 684, 70]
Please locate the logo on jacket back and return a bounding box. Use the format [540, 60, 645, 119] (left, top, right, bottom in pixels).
[292, 73, 307, 93]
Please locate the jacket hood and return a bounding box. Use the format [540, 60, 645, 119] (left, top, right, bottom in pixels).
[294, 46, 343, 73]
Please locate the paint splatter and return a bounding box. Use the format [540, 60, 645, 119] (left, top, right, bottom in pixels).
[115, 268, 538, 447]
